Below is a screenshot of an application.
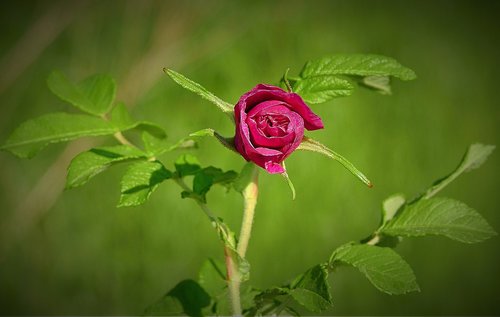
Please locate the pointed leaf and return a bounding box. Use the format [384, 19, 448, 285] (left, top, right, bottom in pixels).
[66, 145, 147, 188]
[77, 74, 116, 114]
[164, 68, 234, 116]
[1, 112, 119, 158]
[47, 71, 115, 116]
[330, 243, 419, 295]
[300, 54, 416, 81]
[192, 167, 238, 202]
[290, 264, 332, 312]
[118, 160, 172, 207]
[423, 144, 495, 199]
[380, 197, 497, 243]
[293, 75, 354, 104]
[297, 136, 372, 187]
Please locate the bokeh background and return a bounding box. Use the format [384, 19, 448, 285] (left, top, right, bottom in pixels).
[0, 0, 499, 315]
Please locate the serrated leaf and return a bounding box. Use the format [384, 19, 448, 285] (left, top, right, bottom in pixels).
[330, 243, 419, 295]
[382, 194, 406, 224]
[290, 264, 332, 312]
[189, 128, 236, 153]
[66, 145, 147, 188]
[110, 103, 166, 138]
[192, 167, 238, 202]
[293, 75, 354, 104]
[423, 144, 495, 199]
[297, 136, 372, 187]
[118, 160, 172, 207]
[380, 197, 497, 243]
[164, 68, 234, 117]
[300, 54, 416, 81]
[47, 71, 115, 116]
[1, 112, 119, 158]
[144, 279, 211, 317]
[174, 154, 202, 177]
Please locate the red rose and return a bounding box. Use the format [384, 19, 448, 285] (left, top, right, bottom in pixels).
[234, 84, 324, 173]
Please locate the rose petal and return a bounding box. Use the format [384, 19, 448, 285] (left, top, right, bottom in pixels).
[283, 93, 324, 130]
[264, 161, 285, 174]
[247, 117, 294, 148]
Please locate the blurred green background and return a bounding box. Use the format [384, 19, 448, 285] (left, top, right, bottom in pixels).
[0, 0, 499, 315]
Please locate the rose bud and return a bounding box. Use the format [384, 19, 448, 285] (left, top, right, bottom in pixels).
[234, 84, 324, 174]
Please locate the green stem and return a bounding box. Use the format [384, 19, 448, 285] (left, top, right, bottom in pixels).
[237, 165, 259, 258]
[227, 165, 259, 316]
[225, 246, 242, 316]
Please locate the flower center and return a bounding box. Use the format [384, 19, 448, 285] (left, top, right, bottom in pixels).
[257, 114, 289, 137]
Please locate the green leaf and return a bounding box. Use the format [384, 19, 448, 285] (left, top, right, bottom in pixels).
[47, 71, 115, 116]
[118, 160, 172, 207]
[297, 136, 372, 187]
[189, 128, 236, 152]
[382, 193, 406, 224]
[66, 145, 147, 188]
[174, 154, 202, 177]
[423, 144, 495, 199]
[300, 54, 416, 81]
[380, 197, 497, 243]
[110, 103, 166, 138]
[192, 167, 238, 202]
[293, 75, 354, 104]
[144, 279, 211, 317]
[164, 68, 234, 117]
[330, 243, 419, 295]
[1, 112, 119, 158]
[290, 264, 332, 312]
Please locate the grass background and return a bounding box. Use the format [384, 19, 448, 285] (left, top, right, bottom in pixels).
[0, 0, 499, 315]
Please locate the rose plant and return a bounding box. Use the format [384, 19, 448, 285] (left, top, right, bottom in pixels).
[1, 54, 496, 316]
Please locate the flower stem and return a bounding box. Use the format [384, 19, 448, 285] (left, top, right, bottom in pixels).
[225, 165, 259, 316]
[237, 165, 259, 258]
[225, 246, 242, 316]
